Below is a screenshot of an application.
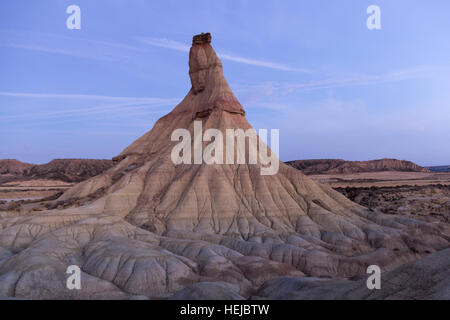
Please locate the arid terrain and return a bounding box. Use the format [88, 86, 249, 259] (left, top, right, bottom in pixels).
[308, 171, 450, 188]
[0, 34, 449, 300]
[337, 184, 450, 223]
[0, 159, 113, 214]
[285, 159, 450, 225]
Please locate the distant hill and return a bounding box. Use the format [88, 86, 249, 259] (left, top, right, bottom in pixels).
[285, 158, 430, 175]
[0, 159, 114, 184]
[22, 159, 114, 182]
[427, 165, 450, 172]
[0, 159, 34, 175]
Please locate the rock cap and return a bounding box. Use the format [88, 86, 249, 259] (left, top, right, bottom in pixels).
[192, 32, 212, 45]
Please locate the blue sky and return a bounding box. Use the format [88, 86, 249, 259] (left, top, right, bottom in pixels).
[1, 0, 450, 165]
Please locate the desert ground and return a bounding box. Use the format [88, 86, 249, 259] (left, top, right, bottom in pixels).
[308, 171, 450, 224]
[1, 168, 449, 299]
[3, 171, 448, 226]
[0, 184, 70, 214]
[0, 159, 111, 214]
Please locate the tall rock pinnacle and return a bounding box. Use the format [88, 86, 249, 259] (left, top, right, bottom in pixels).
[3, 33, 446, 299]
[185, 32, 245, 118]
[189, 33, 214, 94]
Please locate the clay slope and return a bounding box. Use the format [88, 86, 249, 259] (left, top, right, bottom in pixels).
[0, 33, 448, 299]
[286, 158, 430, 175]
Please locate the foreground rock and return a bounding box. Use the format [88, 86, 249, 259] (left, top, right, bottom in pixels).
[169, 282, 245, 300]
[253, 248, 450, 300]
[0, 33, 448, 299]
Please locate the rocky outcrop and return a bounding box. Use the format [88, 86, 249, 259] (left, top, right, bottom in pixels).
[286, 158, 430, 175]
[0, 33, 448, 299]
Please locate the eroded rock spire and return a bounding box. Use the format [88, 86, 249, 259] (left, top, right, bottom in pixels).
[187, 32, 245, 117]
[189, 32, 218, 94]
[2, 33, 447, 300]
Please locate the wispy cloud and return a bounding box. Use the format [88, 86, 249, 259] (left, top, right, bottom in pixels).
[135, 37, 309, 73]
[7, 44, 115, 61]
[233, 67, 429, 106]
[283, 67, 429, 91]
[0, 91, 178, 103]
[0, 92, 178, 122]
[4, 30, 309, 72]
[136, 37, 190, 52]
[0, 30, 143, 62]
[0, 103, 165, 123]
[219, 53, 307, 72]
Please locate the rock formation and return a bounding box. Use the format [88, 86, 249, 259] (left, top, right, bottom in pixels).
[0, 34, 448, 299]
[286, 158, 430, 175]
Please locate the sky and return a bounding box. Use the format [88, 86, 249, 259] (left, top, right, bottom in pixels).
[1, 0, 450, 166]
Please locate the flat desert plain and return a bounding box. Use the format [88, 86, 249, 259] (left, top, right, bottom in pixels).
[310, 171, 450, 223]
[310, 171, 450, 188]
[0, 180, 72, 213]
